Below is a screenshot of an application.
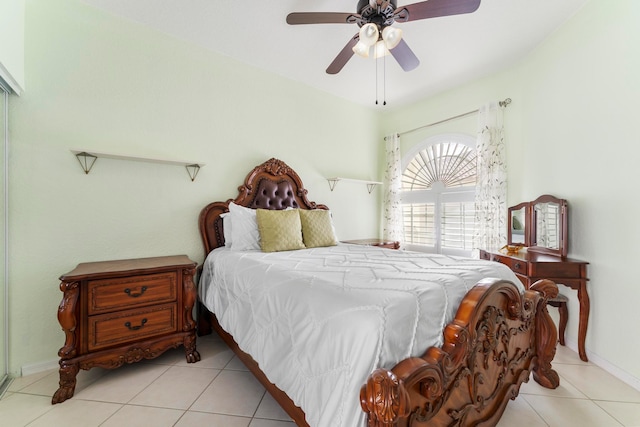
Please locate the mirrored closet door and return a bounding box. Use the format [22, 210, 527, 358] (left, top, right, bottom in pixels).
[0, 82, 8, 395]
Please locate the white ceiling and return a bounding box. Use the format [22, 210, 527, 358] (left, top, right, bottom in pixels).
[81, 0, 588, 108]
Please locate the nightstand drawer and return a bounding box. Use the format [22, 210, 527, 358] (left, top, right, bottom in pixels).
[489, 254, 528, 275]
[88, 303, 177, 351]
[88, 272, 177, 314]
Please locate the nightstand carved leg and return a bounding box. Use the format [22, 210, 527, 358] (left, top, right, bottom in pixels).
[54, 279, 81, 404]
[52, 360, 79, 404]
[183, 333, 201, 363]
[182, 265, 200, 363]
[182, 266, 197, 331]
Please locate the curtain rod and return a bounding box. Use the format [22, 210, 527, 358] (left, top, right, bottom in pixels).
[390, 98, 512, 139]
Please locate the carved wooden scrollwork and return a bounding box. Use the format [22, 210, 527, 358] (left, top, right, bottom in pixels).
[361, 279, 560, 427]
[182, 265, 197, 331]
[360, 369, 410, 427]
[262, 158, 294, 176]
[530, 279, 561, 389]
[51, 360, 79, 404]
[183, 333, 201, 363]
[57, 281, 80, 359]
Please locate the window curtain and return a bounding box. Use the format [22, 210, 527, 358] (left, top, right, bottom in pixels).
[473, 102, 507, 251]
[383, 133, 403, 244]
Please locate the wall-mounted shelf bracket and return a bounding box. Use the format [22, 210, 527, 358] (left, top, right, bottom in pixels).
[185, 164, 201, 181]
[75, 151, 97, 174]
[326, 177, 382, 194]
[71, 149, 205, 181]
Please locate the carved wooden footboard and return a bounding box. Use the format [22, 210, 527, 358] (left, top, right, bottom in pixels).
[360, 278, 559, 427]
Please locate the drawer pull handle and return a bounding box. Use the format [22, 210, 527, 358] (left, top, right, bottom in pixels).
[124, 286, 147, 298]
[514, 263, 521, 269]
[124, 318, 147, 331]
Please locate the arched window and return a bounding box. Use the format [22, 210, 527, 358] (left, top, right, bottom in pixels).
[401, 134, 477, 256]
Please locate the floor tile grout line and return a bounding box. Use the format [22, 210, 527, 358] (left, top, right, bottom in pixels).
[183, 363, 225, 413]
[591, 400, 635, 427]
[95, 402, 126, 427]
[521, 391, 628, 427]
[118, 363, 173, 406]
[5, 345, 639, 427]
[22, 396, 92, 427]
[589, 398, 626, 427]
[517, 393, 551, 427]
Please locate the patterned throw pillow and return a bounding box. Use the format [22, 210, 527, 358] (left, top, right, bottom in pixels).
[299, 209, 338, 248]
[256, 209, 306, 253]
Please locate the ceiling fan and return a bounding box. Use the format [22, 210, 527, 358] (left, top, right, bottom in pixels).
[287, 0, 481, 74]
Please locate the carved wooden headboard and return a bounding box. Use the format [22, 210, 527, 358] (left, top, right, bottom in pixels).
[198, 158, 328, 256]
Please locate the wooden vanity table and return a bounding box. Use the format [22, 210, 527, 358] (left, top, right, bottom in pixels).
[479, 248, 589, 361]
[481, 195, 590, 361]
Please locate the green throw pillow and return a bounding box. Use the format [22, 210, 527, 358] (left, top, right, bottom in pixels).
[299, 209, 338, 248]
[256, 209, 306, 252]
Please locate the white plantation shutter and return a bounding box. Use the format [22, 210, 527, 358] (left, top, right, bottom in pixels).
[402, 203, 435, 246]
[441, 199, 476, 251]
[401, 135, 477, 256]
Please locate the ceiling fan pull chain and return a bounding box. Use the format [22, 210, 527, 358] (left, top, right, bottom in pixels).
[383, 53, 387, 106]
[375, 52, 379, 105]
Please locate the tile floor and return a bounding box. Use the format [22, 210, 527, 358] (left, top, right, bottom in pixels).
[1, 334, 640, 427]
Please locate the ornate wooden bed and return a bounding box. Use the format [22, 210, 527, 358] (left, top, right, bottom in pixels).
[197, 158, 560, 427]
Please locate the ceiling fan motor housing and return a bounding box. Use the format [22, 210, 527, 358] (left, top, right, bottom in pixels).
[357, 0, 397, 29]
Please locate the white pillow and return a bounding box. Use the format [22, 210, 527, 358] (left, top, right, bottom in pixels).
[228, 202, 261, 251]
[220, 212, 232, 247]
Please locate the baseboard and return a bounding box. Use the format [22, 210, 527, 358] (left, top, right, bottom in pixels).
[564, 337, 640, 392]
[21, 359, 58, 377]
[16, 341, 640, 393]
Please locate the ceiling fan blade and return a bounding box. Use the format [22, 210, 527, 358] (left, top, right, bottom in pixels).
[394, 0, 481, 22]
[326, 34, 360, 75]
[389, 39, 420, 72]
[286, 12, 359, 25]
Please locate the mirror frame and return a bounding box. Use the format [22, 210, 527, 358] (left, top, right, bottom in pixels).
[507, 202, 530, 247]
[528, 194, 568, 257]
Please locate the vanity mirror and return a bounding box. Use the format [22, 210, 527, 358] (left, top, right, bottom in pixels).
[508, 202, 529, 246]
[529, 194, 568, 257]
[506, 195, 568, 257]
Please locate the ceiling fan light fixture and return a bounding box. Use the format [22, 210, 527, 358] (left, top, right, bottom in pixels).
[358, 23, 379, 46]
[374, 40, 390, 58]
[382, 26, 403, 50]
[352, 40, 371, 58]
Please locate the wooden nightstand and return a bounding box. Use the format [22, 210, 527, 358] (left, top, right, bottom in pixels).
[342, 238, 400, 250]
[52, 255, 201, 404]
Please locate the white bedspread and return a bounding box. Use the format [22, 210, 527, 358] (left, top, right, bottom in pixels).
[199, 244, 521, 427]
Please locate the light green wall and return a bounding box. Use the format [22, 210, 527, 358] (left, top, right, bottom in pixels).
[11, 0, 639, 387]
[0, 0, 25, 93]
[7, 0, 382, 374]
[383, 0, 640, 383]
